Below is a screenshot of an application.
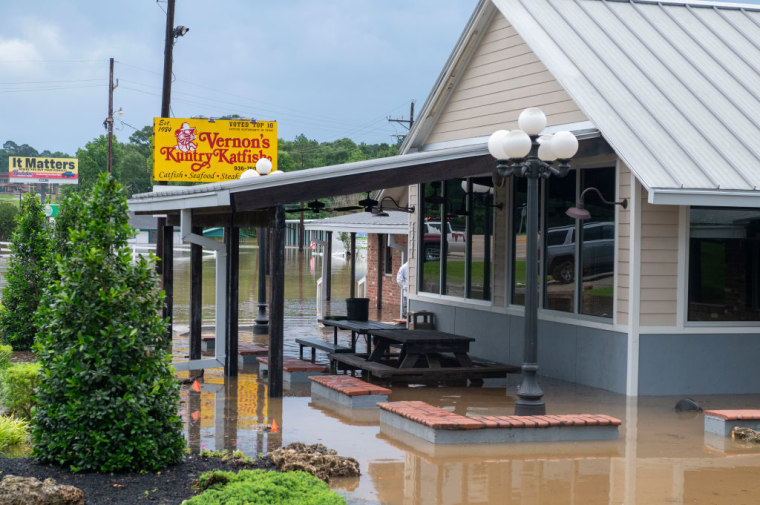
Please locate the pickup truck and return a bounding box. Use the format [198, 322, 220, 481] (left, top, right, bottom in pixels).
[422, 221, 465, 261]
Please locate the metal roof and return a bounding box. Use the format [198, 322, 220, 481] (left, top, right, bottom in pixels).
[491, 0, 760, 206]
[304, 211, 409, 235]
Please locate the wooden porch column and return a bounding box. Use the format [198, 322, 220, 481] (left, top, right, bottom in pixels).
[377, 234, 384, 310]
[189, 225, 203, 360]
[268, 205, 285, 398]
[350, 232, 356, 298]
[225, 224, 239, 377]
[326, 231, 333, 301]
[162, 223, 174, 341]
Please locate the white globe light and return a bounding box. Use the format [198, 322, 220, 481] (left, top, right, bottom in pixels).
[240, 169, 260, 179]
[503, 130, 532, 159]
[537, 135, 557, 162]
[552, 131, 579, 159]
[487, 129, 510, 159]
[268, 169, 284, 176]
[255, 157, 273, 175]
[518, 107, 547, 135]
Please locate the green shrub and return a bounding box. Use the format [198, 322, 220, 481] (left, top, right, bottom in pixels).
[186, 470, 346, 505]
[0, 202, 19, 241]
[0, 344, 12, 370]
[0, 415, 30, 453]
[32, 174, 185, 472]
[0, 362, 39, 419]
[0, 193, 52, 350]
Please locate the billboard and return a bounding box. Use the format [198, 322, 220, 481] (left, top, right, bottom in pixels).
[8, 156, 79, 184]
[153, 118, 277, 183]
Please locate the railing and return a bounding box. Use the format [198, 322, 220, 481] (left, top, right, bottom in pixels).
[356, 276, 367, 298]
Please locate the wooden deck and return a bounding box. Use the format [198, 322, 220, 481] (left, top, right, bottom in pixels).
[330, 352, 520, 384]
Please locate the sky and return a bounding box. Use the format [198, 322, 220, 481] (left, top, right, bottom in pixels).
[0, 0, 479, 155]
[2, 0, 759, 157]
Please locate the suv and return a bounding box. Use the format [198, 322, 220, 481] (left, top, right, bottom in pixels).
[422, 221, 465, 261]
[544, 222, 614, 283]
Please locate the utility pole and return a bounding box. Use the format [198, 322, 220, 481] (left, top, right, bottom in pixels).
[161, 0, 176, 120]
[388, 100, 415, 141]
[106, 57, 116, 173]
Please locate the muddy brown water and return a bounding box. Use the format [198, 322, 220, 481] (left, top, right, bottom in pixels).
[4, 242, 760, 504]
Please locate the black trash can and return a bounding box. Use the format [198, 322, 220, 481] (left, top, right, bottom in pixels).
[345, 297, 369, 321]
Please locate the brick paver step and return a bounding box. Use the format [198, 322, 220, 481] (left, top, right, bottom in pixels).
[257, 356, 327, 373]
[309, 375, 391, 397]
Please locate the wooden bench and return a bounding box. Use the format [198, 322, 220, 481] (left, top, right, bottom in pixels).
[257, 356, 327, 383]
[296, 338, 352, 364]
[309, 375, 391, 409]
[378, 401, 621, 444]
[704, 409, 760, 437]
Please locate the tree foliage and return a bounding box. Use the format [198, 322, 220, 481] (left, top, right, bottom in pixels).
[0, 203, 19, 241]
[33, 174, 185, 472]
[0, 193, 52, 350]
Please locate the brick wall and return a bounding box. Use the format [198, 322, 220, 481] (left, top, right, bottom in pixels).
[366, 233, 407, 309]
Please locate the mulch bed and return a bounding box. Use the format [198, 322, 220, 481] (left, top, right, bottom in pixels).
[0, 454, 277, 504]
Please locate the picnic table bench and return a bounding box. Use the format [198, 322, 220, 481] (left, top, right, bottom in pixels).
[296, 338, 352, 363]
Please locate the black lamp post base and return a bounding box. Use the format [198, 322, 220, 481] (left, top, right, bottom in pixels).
[253, 303, 269, 335]
[514, 363, 545, 416]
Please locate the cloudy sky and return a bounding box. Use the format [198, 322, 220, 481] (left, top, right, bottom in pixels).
[1, 0, 758, 156]
[0, 1, 481, 155]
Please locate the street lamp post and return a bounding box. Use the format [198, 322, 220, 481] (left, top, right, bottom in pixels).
[488, 107, 579, 416]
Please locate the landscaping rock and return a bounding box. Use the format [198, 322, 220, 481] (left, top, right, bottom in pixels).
[733, 426, 760, 442]
[269, 442, 360, 482]
[0, 475, 84, 505]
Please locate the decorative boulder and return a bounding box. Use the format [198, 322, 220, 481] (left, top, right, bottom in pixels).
[0, 475, 84, 505]
[269, 442, 360, 482]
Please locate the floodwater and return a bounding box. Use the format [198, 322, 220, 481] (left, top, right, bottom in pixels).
[7, 240, 760, 504]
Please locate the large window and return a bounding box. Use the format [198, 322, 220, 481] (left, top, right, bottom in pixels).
[510, 166, 617, 319]
[688, 207, 760, 322]
[418, 178, 494, 301]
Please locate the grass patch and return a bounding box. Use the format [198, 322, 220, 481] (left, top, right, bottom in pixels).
[0, 415, 30, 455]
[186, 469, 345, 505]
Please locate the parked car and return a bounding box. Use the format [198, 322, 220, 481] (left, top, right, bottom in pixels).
[422, 221, 465, 261]
[544, 221, 614, 283]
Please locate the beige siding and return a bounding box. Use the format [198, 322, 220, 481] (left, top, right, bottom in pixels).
[492, 182, 507, 307]
[616, 163, 631, 326]
[408, 185, 418, 295]
[639, 188, 679, 327]
[426, 14, 587, 145]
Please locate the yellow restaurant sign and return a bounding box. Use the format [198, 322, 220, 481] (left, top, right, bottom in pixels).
[153, 118, 277, 182]
[9, 156, 79, 185]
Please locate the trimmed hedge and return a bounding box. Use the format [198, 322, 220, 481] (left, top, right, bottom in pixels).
[0, 362, 39, 420]
[185, 470, 346, 505]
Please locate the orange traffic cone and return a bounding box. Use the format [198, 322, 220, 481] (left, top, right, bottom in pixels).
[191, 380, 201, 392]
[191, 411, 200, 422]
[270, 419, 279, 432]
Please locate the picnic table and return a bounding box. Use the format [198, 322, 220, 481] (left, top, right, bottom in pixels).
[367, 328, 476, 369]
[317, 319, 407, 354]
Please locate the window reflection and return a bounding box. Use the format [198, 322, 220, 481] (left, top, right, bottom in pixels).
[580, 168, 616, 317]
[543, 174, 576, 313]
[688, 207, 760, 322]
[418, 178, 493, 301]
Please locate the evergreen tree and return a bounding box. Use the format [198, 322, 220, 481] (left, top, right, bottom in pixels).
[0, 193, 52, 350]
[33, 174, 185, 472]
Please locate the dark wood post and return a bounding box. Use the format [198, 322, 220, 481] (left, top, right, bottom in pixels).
[268, 205, 285, 398]
[190, 225, 202, 360]
[325, 231, 332, 301]
[349, 232, 356, 298]
[225, 225, 239, 377]
[162, 223, 174, 342]
[377, 234, 384, 310]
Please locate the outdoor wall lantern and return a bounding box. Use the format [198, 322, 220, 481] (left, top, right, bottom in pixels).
[566, 187, 627, 220]
[488, 107, 579, 416]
